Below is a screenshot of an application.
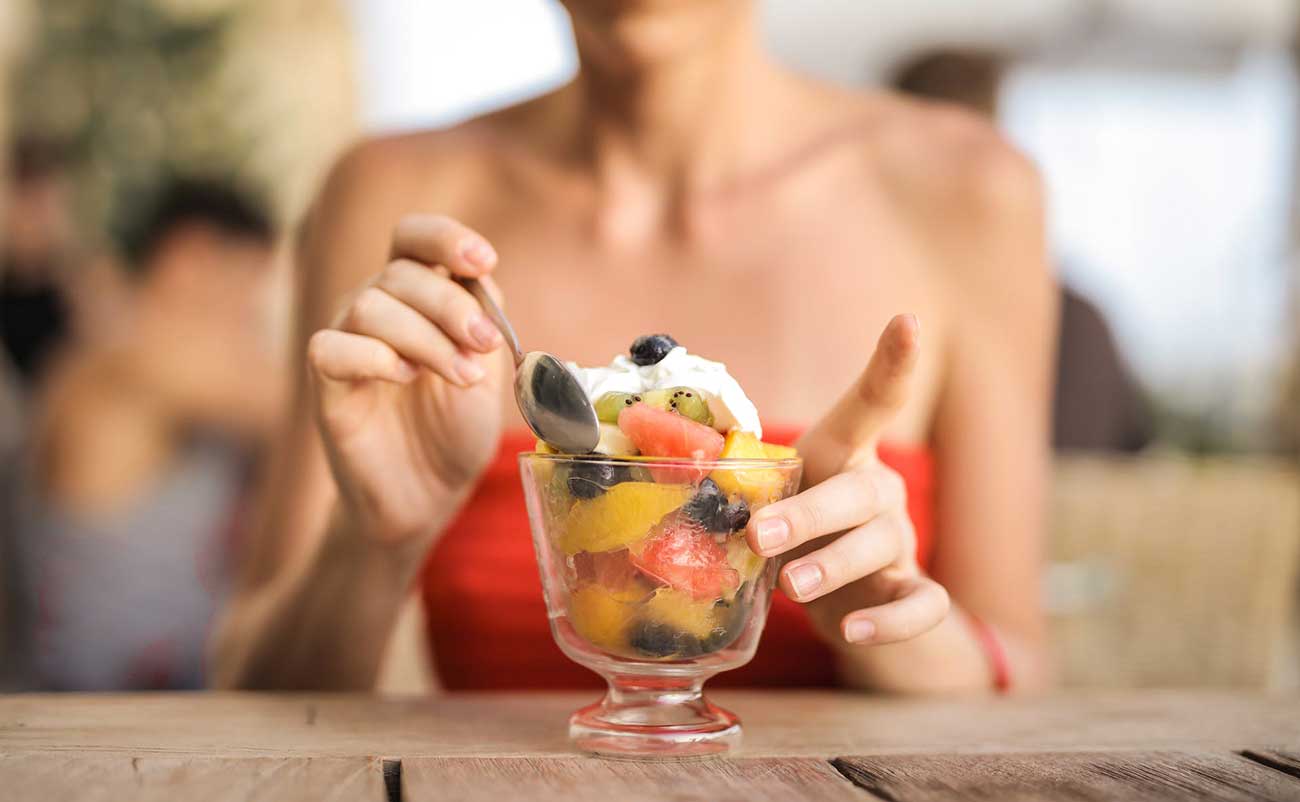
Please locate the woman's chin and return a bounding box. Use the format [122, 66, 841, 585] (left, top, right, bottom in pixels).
[563, 0, 751, 68]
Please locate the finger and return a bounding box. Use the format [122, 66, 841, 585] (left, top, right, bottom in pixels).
[778, 513, 906, 602]
[390, 214, 498, 277]
[807, 314, 920, 458]
[747, 465, 905, 556]
[307, 329, 418, 384]
[840, 572, 949, 645]
[375, 259, 502, 353]
[341, 287, 486, 386]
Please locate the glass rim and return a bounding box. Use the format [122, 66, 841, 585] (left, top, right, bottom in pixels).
[517, 452, 802, 470]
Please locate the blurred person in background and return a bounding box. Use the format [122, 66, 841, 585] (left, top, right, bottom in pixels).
[891, 49, 1153, 454]
[2, 178, 282, 690]
[0, 137, 75, 389]
[215, 0, 1055, 695]
[0, 138, 76, 676]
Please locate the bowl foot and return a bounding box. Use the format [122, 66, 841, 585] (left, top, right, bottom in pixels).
[568, 677, 740, 760]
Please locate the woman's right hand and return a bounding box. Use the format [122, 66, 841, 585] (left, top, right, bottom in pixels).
[307, 214, 509, 549]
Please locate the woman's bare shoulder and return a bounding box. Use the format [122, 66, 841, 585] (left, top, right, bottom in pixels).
[855, 89, 1042, 223]
[314, 118, 508, 218]
[298, 102, 545, 272]
[803, 81, 1052, 319]
[822, 85, 1049, 291]
[789, 77, 1043, 236]
[304, 86, 569, 247]
[293, 114, 528, 325]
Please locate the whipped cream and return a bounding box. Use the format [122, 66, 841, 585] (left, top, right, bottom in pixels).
[567, 347, 762, 439]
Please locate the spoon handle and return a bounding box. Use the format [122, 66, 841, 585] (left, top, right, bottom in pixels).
[456, 277, 525, 366]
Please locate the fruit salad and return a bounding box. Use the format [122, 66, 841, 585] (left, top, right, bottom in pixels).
[528, 335, 802, 663]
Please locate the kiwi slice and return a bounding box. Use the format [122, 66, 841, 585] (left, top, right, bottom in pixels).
[594, 391, 643, 424]
[643, 387, 713, 427]
[597, 386, 713, 427]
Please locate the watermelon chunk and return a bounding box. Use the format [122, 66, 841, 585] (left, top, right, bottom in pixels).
[573, 548, 646, 593]
[618, 403, 724, 482]
[631, 514, 740, 601]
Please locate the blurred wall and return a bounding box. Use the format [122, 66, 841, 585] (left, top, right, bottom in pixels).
[765, 0, 1297, 83]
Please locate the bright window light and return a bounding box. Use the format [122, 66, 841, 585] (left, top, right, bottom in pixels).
[343, 0, 576, 132]
[1003, 49, 1298, 429]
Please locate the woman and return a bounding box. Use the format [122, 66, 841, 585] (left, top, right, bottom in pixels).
[213, 0, 1054, 694]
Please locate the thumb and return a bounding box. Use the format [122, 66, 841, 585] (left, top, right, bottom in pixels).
[798, 314, 920, 482]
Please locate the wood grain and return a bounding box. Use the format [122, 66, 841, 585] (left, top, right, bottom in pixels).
[0, 753, 383, 802]
[1241, 750, 1300, 782]
[4, 691, 1300, 759]
[402, 757, 867, 802]
[5, 693, 1300, 801]
[833, 751, 1300, 802]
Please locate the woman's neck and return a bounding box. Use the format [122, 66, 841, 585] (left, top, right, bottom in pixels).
[559, 4, 797, 241]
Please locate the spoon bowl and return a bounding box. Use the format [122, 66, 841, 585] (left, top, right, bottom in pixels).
[458, 277, 600, 453]
[515, 351, 600, 454]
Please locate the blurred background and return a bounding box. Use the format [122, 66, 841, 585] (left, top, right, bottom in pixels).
[0, 0, 1297, 691]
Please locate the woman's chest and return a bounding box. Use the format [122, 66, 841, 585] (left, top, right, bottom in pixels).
[468, 195, 946, 440]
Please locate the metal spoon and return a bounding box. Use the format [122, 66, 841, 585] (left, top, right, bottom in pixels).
[457, 277, 600, 454]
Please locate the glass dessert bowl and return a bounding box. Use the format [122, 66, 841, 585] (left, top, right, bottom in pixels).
[519, 333, 801, 758]
[520, 451, 802, 759]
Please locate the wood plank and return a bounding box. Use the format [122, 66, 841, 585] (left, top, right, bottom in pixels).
[833, 751, 1300, 802]
[1241, 750, 1300, 782]
[724, 690, 1300, 757]
[3, 691, 1300, 759]
[402, 757, 867, 802]
[0, 753, 384, 802]
[0, 692, 575, 758]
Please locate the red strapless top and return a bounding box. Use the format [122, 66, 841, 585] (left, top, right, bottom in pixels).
[422, 427, 934, 689]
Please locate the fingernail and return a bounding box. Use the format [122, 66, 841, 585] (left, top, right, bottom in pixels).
[454, 354, 485, 384]
[845, 618, 875, 643]
[468, 314, 501, 349]
[755, 517, 790, 553]
[461, 239, 497, 270]
[785, 562, 823, 599]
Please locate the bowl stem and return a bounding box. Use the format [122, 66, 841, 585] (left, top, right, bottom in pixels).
[569, 674, 741, 759]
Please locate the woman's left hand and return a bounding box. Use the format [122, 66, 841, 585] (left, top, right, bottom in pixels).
[745, 314, 950, 647]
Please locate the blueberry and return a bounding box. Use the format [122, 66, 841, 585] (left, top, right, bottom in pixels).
[629, 334, 679, 367]
[703, 595, 748, 653]
[682, 479, 729, 532]
[725, 499, 751, 531]
[629, 620, 702, 658]
[566, 461, 634, 500]
[702, 623, 739, 654]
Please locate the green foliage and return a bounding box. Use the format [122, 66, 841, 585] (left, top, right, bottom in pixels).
[16, 0, 261, 250]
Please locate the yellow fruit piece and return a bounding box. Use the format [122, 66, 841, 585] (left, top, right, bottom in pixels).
[725, 535, 766, 585]
[642, 587, 720, 639]
[712, 431, 787, 505]
[560, 482, 692, 554]
[761, 442, 799, 460]
[721, 430, 766, 459]
[568, 585, 635, 651]
[533, 439, 557, 454]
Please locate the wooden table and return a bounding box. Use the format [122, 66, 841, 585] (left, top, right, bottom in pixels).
[4, 690, 1300, 801]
